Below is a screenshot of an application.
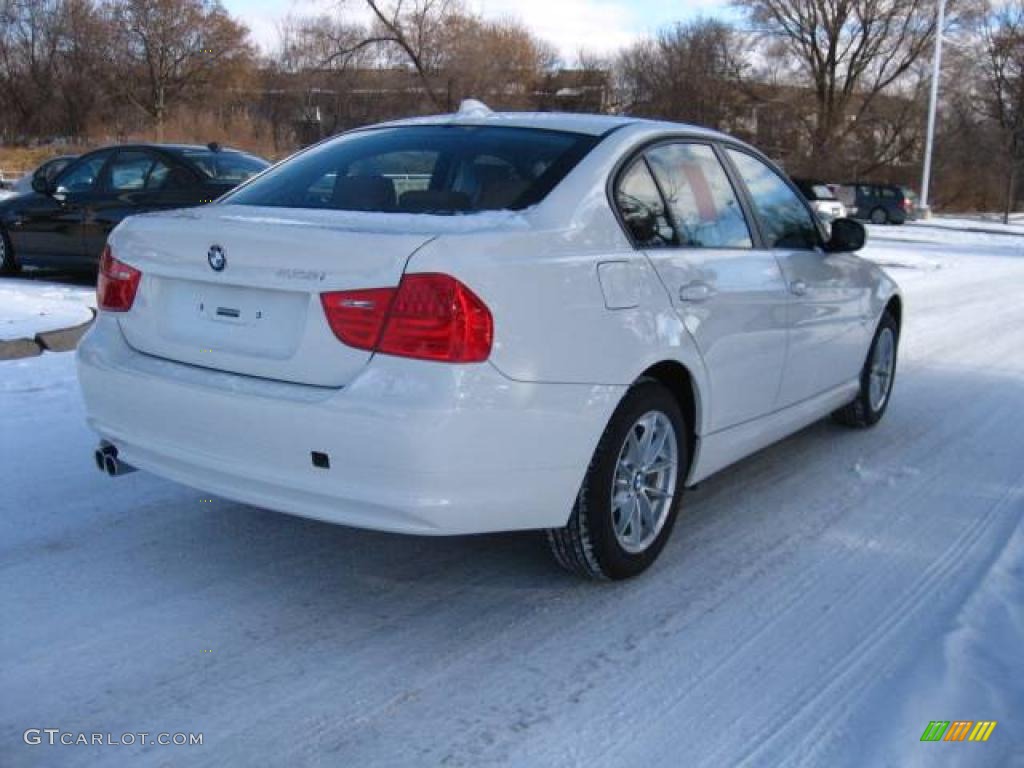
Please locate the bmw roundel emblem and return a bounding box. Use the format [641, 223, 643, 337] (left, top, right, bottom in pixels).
[208, 244, 226, 271]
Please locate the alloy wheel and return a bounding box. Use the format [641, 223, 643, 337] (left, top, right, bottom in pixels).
[869, 327, 896, 411]
[611, 410, 678, 554]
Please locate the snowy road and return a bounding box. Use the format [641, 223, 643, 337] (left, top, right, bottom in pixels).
[2, 223, 1022, 767]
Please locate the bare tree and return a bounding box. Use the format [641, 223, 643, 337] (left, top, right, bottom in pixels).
[616, 18, 746, 128]
[736, 0, 941, 167]
[306, 0, 459, 109]
[105, 0, 253, 140]
[0, 0, 69, 136]
[976, 0, 1024, 221]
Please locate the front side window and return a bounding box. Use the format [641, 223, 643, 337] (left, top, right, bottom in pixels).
[727, 149, 820, 250]
[224, 126, 598, 214]
[645, 143, 752, 248]
[614, 159, 674, 247]
[57, 151, 113, 193]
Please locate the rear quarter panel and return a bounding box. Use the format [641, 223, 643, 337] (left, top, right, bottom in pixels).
[405, 126, 712, 434]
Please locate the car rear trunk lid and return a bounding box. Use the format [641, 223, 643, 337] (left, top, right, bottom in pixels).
[112, 205, 437, 387]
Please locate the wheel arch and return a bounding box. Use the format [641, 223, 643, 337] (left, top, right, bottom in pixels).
[884, 294, 902, 332]
[637, 360, 701, 479]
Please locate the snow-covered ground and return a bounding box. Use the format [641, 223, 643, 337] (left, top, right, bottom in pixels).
[0, 277, 94, 341]
[1, 222, 1022, 767]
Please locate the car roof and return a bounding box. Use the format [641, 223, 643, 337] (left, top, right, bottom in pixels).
[81, 143, 256, 156]
[369, 104, 731, 141]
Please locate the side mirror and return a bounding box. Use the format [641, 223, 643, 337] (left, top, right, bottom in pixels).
[31, 174, 53, 194]
[826, 217, 866, 253]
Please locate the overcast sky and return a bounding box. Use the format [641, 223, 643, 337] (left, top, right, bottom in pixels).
[225, 0, 739, 61]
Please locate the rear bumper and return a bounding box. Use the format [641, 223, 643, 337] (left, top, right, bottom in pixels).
[76, 315, 623, 535]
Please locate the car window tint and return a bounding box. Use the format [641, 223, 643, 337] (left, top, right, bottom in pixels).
[726, 149, 820, 250]
[145, 159, 182, 190]
[348, 150, 437, 200]
[645, 143, 752, 248]
[58, 151, 112, 193]
[225, 126, 598, 213]
[109, 151, 156, 191]
[614, 158, 675, 247]
[181, 150, 268, 183]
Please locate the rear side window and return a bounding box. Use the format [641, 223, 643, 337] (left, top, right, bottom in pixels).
[645, 143, 752, 248]
[108, 151, 153, 191]
[224, 126, 599, 214]
[614, 159, 675, 247]
[726, 149, 820, 250]
[181, 150, 268, 183]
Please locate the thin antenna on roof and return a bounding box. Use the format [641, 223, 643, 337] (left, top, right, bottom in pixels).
[456, 99, 493, 118]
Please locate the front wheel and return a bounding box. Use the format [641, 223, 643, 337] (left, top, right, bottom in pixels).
[0, 227, 19, 274]
[834, 311, 899, 428]
[547, 380, 688, 580]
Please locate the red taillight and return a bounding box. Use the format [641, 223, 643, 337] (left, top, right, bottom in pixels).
[320, 287, 394, 350]
[321, 273, 493, 363]
[97, 245, 142, 312]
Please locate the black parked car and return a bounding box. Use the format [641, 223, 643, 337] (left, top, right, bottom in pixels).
[0, 143, 269, 273]
[836, 183, 919, 225]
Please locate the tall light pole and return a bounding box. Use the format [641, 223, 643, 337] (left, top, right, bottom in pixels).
[920, 0, 947, 215]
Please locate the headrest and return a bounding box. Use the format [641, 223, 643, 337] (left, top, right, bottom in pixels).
[399, 189, 471, 213]
[332, 175, 396, 211]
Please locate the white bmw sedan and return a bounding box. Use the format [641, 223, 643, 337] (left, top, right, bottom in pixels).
[77, 105, 901, 579]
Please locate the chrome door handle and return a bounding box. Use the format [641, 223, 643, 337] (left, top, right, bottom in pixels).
[790, 279, 808, 297]
[679, 281, 714, 302]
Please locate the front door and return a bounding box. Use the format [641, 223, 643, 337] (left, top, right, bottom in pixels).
[7, 150, 114, 267]
[724, 149, 869, 406]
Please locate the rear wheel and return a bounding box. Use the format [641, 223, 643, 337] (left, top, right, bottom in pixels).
[547, 380, 687, 580]
[870, 207, 888, 225]
[0, 226, 19, 274]
[834, 311, 899, 428]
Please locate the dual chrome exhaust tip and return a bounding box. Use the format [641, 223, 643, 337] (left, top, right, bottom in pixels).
[94, 441, 136, 477]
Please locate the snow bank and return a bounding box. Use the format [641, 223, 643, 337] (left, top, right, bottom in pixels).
[0, 278, 94, 341]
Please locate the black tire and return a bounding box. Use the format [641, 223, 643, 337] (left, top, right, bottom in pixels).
[0, 226, 19, 274]
[833, 311, 900, 428]
[870, 207, 889, 225]
[546, 379, 688, 580]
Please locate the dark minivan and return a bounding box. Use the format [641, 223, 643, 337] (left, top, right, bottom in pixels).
[837, 183, 919, 225]
[0, 143, 268, 273]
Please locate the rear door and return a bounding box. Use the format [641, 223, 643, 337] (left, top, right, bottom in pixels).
[82, 149, 200, 261]
[724, 148, 869, 406]
[615, 141, 789, 432]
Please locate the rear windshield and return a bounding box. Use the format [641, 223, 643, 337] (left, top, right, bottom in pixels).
[223, 125, 600, 214]
[180, 150, 269, 183]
